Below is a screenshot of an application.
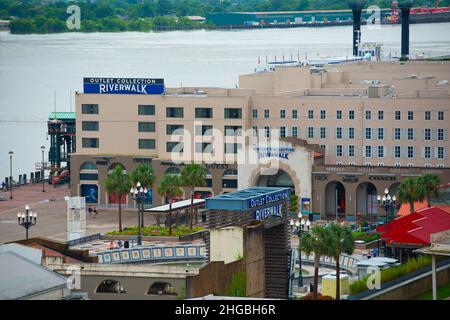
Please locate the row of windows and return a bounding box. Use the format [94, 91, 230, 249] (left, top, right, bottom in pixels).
[82, 104, 242, 119]
[251, 109, 445, 120]
[331, 145, 447, 159]
[336, 162, 446, 168]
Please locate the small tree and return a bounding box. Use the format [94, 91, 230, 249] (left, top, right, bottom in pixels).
[131, 164, 156, 227]
[299, 225, 330, 299]
[418, 174, 441, 207]
[181, 161, 206, 229]
[290, 194, 299, 214]
[326, 223, 355, 300]
[157, 174, 183, 235]
[396, 177, 425, 214]
[104, 165, 132, 232]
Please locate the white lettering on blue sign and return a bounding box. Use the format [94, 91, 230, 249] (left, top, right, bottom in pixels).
[248, 190, 289, 208]
[254, 146, 295, 160]
[254, 204, 283, 220]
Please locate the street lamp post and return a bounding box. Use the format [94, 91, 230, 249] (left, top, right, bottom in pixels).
[41, 146, 46, 192]
[9, 151, 13, 199]
[130, 181, 147, 246]
[17, 205, 37, 239]
[291, 217, 311, 289]
[377, 188, 397, 256]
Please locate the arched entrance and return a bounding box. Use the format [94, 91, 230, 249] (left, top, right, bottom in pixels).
[356, 182, 378, 216]
[255, 169, 295, 194]
[325, 181, 346, 218]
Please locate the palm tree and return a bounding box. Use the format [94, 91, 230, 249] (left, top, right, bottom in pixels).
[396, 177, 425, 214]
[181, 161, 206, 229]
[326, 223, 355, 300]
[418, 174, 441, 207]
[104, 165, 132, 232]
[131, 164, 156, 227]
[298, 225, 330, 300]
[157, 174, 183, 235]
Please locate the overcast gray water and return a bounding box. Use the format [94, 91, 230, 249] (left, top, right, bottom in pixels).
[1, 22, 450, 180]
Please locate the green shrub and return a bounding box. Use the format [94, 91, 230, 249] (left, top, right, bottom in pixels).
[107, 225, 204, 237]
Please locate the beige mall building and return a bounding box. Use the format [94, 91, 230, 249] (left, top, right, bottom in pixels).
[70, 60, 450, 220]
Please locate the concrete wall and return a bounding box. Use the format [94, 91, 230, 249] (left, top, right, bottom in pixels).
[244, 222, 265, 298]
[371, 265, 450, 300]
[209, 226, 244, 264]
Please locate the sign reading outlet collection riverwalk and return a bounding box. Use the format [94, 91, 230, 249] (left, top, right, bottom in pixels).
[83, 78, 165, 95]
[205, 187, 290, 221]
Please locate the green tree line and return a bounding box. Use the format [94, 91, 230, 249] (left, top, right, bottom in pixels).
[2, 0, 448, 34]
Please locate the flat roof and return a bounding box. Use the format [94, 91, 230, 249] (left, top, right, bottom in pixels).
[145, 198, 205, 213]
[49, 112, 76, 120]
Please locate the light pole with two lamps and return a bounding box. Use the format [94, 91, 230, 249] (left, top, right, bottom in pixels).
[377, 188, 397, 257]
[41, 146, 46, 192]
[9, 151, 13, 199]
[130, 182, 147, 246]
[17, 205, 37, 239]
[291, 217, 311, 288]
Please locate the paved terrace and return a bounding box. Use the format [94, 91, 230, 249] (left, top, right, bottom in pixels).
[0, 184, 160, 244]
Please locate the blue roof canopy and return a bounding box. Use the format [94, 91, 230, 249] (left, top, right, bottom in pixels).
[205, 187, 291, 211]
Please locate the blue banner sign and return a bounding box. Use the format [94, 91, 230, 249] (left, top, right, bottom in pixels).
[254, 204, 283, 220]
[248, 190, 289, 209]
[83, 77, 164, 95]
[254, 146, 295, 160]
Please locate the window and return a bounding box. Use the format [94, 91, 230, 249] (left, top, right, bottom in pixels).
[166, 124, 184, 135]
[425, 111, 431, 121]
[307, 127, 314, 139]
[336, 145, 343, 157]
[252, 109, 258, 118]
[348, 127, 355, 139]
[195, 108, 213, 118]
[292, 127, 298, 138]
[394, 146, 401, 158]
[365, 110, 371, 120]
[336, 127, 343, 139]
[252, 126, 258, 137]
[348, 145, 355, 157]
[82, 138, 99, 148]
[365, 128, 372, 140]
[438, 111, 444, 121]
[425, 163, 431, 168]
[395, 111, 401, 120]
[407, 163, 414, 168]
[320, 127, 327, 139]
[167, 142, 183, 153]
[82, 104, 99, 114]
[139, 139, 155, 149]
[224, 108, 242, 119]
[407, 146, 414, 159]
[138, 122, 155, 132]
[337, 110, 342, 120]
[378, 146, 384, 158]
[438, 164, 445, 168]
[148, 282, 177, 296]
[222, 179, 238, 188]
[264, 126, 270, 138]
[280, 110, 286, 119]
[308, 110, 314, 119]
[195, 125, 213, 136]
[349, 110, 355, 120]
[225, 143, 241, 154]
[225, 126, 242, 136]
[96, 280, 126, 294]
[394, 128, 401, 140]
[394, 163, 401, 167]
[292, 110, 298, 119]
[438, 129, 445, 141]
[138, 105, 155, 115]
[407, 128, 414, 141]
[264, 109, 270, 119]
[377, 128, 384, 140]
[437, 147, 445, 159]
[195, 143, 213, 154]
[408, 111, 414, 120]
[166, 107, 183, 118]
[424, 128, 431, 141]
[82, 121, 99, 131]
[365, 146, 372, 158]
[280, 126, 286, 138]
[378, 110, 384, 120]
[424, 146, 431, 159]
[320, 110, 326, 119]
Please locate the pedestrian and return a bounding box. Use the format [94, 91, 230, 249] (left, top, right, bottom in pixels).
[109, 240, 114, 250]
[1, 181, 6, 192]
[88, 207, 93, 218]
[93, 207, 98, 218]
[118, 240, 123, 249]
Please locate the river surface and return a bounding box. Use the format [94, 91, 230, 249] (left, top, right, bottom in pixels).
[1, 22, 450, 180]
